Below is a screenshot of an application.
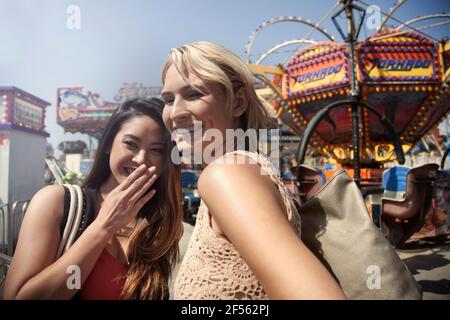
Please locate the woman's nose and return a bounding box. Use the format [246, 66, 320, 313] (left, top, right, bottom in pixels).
[132, 150, 148, 166]
[170, 98, 191, 122]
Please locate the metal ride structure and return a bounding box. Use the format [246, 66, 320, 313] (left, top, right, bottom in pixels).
[246, 0, 450, 187]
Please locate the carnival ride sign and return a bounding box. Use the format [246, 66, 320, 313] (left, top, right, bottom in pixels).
[287, 59, 347, 93]
[283, 44, 350, 98]
[361, 54, 434, 79]
[57, 84, 163, 134]
[57, 87, 118, 134]
[358, 32, 439, 82]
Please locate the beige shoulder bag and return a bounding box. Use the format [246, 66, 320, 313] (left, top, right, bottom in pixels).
[298, 169, 422, 299]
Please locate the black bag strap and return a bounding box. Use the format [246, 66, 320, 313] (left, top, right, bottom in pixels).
[60, 186, 96, 244]
[75, 188, 97, 239]
[59, 186, 97, 300]
[60, 186, 71, 238]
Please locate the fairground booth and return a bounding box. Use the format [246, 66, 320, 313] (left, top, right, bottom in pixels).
[0, 86, 50, 256]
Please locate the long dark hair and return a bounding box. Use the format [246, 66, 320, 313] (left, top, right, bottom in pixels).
[84, 97, 183, 299]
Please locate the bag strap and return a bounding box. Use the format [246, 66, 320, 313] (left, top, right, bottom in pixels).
[57, 184, 78, 257]
[58, 186, 97, 259]
[64, 185, 84, 253]
[74, 188, 97, 240]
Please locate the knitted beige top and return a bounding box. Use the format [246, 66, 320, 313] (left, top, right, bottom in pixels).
[174, 151, 302, 300]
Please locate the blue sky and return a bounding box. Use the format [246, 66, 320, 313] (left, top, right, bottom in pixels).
[1, 0, 449, 157]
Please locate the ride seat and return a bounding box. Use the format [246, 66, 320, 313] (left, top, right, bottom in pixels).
[380, 163, 439, 247]
[382, 165, 410, 200]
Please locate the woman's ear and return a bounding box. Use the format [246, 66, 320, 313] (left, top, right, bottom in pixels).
[232, 87, 248, 118]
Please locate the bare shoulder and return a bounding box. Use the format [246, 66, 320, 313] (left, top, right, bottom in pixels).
[3, 185, 67, 298]
[198, 153, 270, 191]
[198, 153, 283, 214]
[32, 184, 65, 200]
[10, 184, 66, 264]
[26, 184, 66, 222]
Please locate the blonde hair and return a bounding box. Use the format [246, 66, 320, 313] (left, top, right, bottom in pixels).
[161, 41, 273, 132]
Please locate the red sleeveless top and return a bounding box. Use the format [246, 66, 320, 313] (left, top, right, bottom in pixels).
[80, 249, 128, 300]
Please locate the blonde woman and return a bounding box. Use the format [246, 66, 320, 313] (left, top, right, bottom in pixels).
[161, 42, 346, 299]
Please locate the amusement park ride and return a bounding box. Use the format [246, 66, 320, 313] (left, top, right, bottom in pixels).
[247, 0, 449, 174]
[246, 0, 449, 245]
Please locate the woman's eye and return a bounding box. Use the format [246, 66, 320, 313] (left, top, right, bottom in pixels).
[187, 91, 204, 100]
[164, 99, 174, 106]
[124, 140, 138, 149]
[150, 148, 164, 155]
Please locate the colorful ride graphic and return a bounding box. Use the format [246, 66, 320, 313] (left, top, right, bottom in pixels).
[247, 3, 449, 169]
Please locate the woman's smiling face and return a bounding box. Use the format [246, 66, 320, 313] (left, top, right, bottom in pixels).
[108, 115, 165, 185]
[161, 64, 235, 161]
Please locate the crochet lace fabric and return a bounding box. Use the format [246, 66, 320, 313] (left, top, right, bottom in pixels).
[174, 151, 302, 300]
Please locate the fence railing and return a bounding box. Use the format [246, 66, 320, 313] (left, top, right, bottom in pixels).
[10, 201, 30, 254]
[0, 252, 12, 299]
[0, 200, 30, 256]
[0, 200, 30, 298]
[0, 204, 9, 256]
